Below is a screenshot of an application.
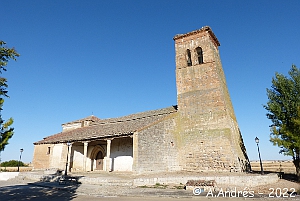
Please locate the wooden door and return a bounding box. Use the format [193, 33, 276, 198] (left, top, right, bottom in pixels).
[96, 151, 103, 170]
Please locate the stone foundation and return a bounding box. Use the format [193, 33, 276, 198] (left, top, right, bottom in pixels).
[133, 173, 279, 188]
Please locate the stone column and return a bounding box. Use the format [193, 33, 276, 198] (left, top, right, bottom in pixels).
[106, 139, 111, 171]
[83, 142, 88, 172]
[132, 132, 138, 172]
[67, 143, 72, 173]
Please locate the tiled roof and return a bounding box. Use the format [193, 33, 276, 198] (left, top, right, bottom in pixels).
[34, 106, 177, 145]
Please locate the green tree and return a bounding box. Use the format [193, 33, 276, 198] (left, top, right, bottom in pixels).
[0, 41, 19, 151]
[264, 64, 300, 180]
[0, 160, 26, 167]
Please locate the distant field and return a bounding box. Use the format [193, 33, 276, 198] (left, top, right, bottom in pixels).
[0, 167, 33, 172]
[0, 161, 296, 174]
[250, 160, 295, 174]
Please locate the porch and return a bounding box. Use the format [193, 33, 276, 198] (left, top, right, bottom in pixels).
[67, 136, 133, 173]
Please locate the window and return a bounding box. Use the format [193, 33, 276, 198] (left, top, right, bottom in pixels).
[196, 47, 203, 64]
[186, 49, 192, 66]
[47, 147, 51, 155]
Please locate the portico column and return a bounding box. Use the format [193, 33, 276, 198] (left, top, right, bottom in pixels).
[106, 139, 111, 171]
[83, 142, 88, 172]
[67, 143, 72, 173]
[132, 132, 138, 172]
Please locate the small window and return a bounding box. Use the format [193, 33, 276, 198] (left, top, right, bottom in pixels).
[186, 49, 192, 66]
[47, 147, 51, 155]
[196, 47, 203, 64]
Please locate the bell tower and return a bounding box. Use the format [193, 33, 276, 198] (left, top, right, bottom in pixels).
[174, 26, 249, 172]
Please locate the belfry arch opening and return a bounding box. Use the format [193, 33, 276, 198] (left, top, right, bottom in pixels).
[196, 47, 203, 64]
[186, 49, 192, 66]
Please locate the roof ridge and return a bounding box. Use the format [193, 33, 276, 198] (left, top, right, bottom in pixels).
[91, 105, 177, 126]
[62, 115, 101, 125]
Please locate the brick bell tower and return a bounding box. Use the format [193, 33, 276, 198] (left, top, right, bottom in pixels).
[173, 26, 250, 172]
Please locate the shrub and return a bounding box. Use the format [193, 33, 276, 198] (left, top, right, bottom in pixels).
[0, 160, 27, 167]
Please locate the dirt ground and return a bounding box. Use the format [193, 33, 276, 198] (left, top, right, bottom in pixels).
[1, 173, 300, 200]
[251, 178, 300, 195]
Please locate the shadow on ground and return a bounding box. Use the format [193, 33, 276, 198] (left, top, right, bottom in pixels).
[282, 173, 299, 182]
[0, 174, 84, 201]
[251, 170, 299, 183]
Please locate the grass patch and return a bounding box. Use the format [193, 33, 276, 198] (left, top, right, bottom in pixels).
[154, 183, 168, 189]
[138, 183, 168, 189]
[173, 185, 185, 189]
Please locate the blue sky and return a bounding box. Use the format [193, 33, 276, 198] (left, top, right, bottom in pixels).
[1, 0, 300, 163]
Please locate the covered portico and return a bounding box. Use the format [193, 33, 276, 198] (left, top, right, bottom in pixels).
[67, 135, 133, 172]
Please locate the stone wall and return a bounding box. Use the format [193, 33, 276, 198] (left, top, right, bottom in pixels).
[50, 144, 66, 170]
[71, 143, 84, 171]
[111, 137, 133, 171]
[33, 143, 68, 170]
[174, 27, 249, 172]
[62, 122, 82, 131]
[32, 144, 51, 169]
[133, 173, 279, 188]
[133, 114, 181, 173]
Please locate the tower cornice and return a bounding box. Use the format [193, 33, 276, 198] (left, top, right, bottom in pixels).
[173, 26, 220, 47]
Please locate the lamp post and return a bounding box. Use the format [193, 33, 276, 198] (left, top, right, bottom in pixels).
[17, 148, 24, 172]
[65, 141, 71, 176]
[255, 137, 264, 175]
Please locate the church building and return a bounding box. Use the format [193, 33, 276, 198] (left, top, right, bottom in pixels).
[33, 26, 250, 173]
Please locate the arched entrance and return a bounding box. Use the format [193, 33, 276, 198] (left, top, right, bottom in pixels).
[90, 145, 106, 171]
[95, 151, 104, 170]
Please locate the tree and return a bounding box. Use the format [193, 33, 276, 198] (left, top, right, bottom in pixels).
[0, 160, 27, 167]
[264, 64, 300, 180]
[0, 41, 19, 151]
[1, 160, 28, 167]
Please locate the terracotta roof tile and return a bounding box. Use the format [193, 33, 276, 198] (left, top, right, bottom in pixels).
[34, 106, 177, 144]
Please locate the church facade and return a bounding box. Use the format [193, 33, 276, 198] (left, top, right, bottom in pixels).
[33, 26, 250, 173]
